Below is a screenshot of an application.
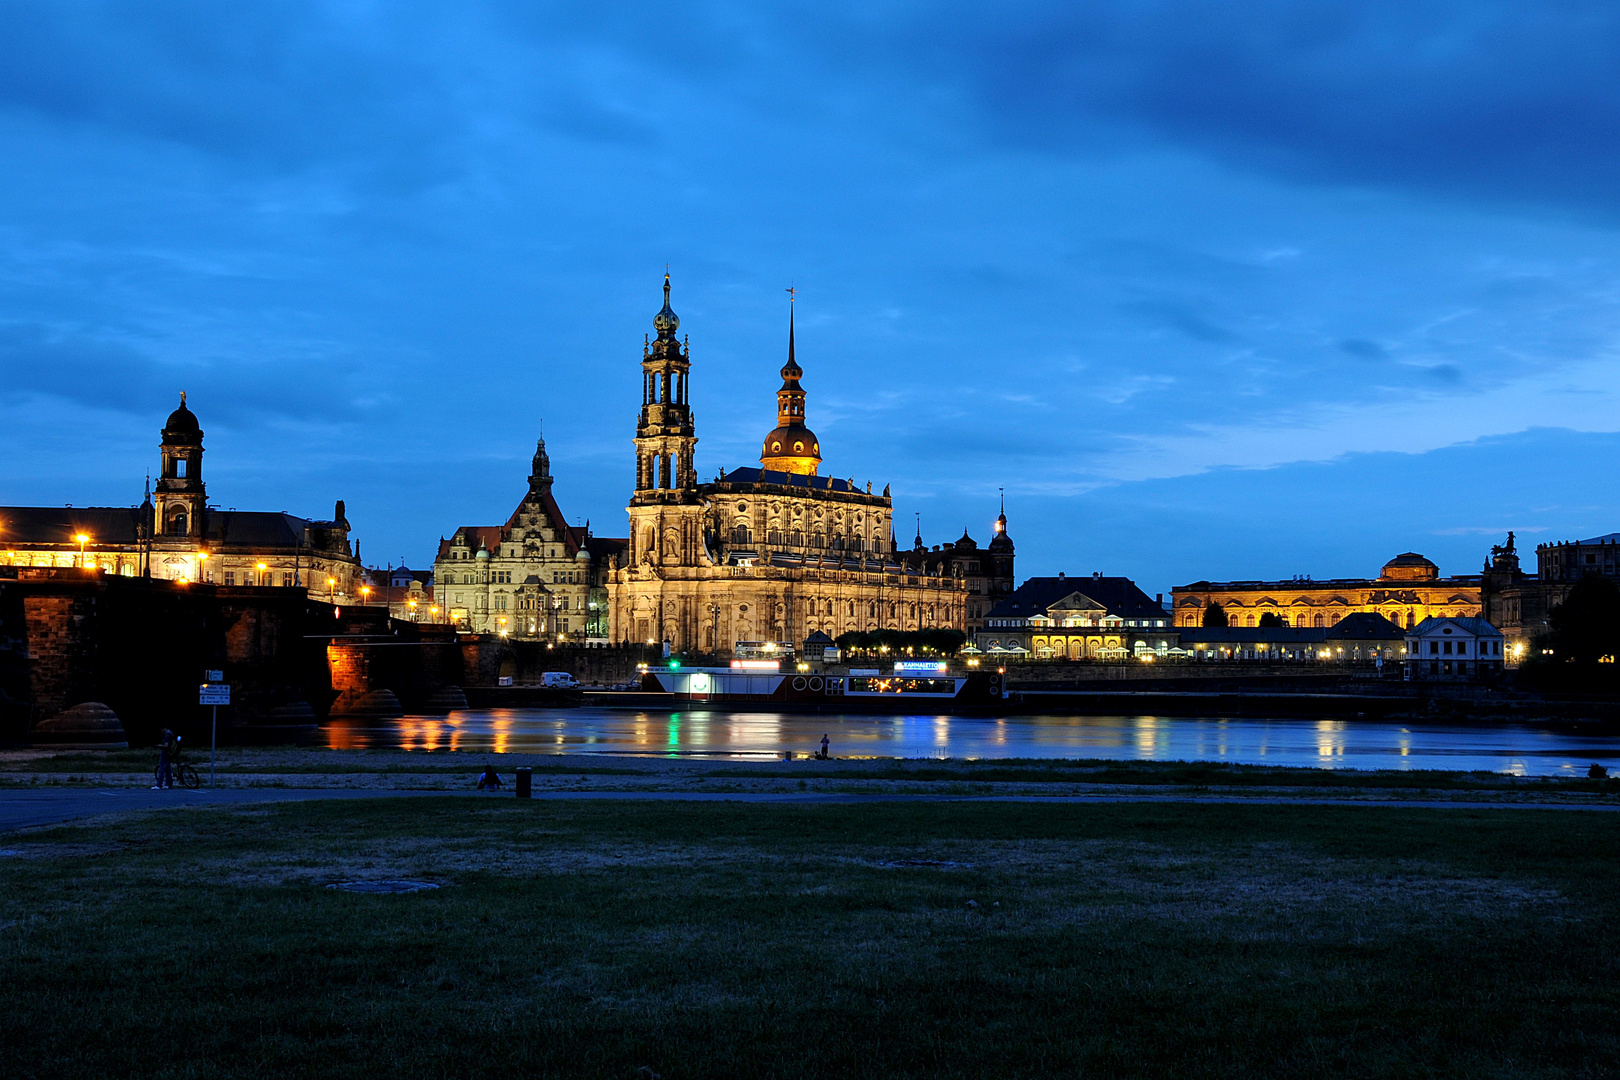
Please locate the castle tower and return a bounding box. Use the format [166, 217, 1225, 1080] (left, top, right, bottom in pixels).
[528, 435, 553, 498]
[986, 491, 1016, 607]
[632, 273, 698, 500]
[759, 297, 822, 475]
[155, 392, 205, 539]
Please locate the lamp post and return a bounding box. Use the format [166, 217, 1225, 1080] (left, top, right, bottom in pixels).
[74, 533, 90, 570]
[196, 550, 209, 583]
[327, 576, 337, 604]
[256, 561, 268, 587]
[360, 585, 372, 606]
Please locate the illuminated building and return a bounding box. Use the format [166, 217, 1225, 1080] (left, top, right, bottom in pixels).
[1172, 553, 1481, 630]
[976, 573, 1176, 659]
[1404, 616, 1505, 682]
[0, 394, 360, 594]
[432, 436, 595, 639]
[1178, 612, 1407, 664]
[606, 276, 991, 652]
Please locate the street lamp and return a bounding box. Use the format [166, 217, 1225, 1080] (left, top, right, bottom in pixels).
[74, 533, 90, 569]
[256, 561, 268, 587]
[360, 585, 372, 605]
[407, 598, 418, 621]
[327, 576, 337, 603]
[196, 550, 209, 583]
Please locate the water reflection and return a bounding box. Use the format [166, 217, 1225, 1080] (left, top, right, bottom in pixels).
[318, 707, 1620, 777]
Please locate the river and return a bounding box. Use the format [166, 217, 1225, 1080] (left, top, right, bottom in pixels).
[320, 707, 1620, 777]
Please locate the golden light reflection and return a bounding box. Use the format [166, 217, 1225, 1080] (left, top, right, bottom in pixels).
[1314, 719, 1345, 762]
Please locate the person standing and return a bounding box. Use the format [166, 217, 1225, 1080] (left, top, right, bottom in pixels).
[820, 734, 830, 760]
[154, 728, 176, 790]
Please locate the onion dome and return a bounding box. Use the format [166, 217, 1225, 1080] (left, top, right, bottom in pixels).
[653, 272, 679, 337]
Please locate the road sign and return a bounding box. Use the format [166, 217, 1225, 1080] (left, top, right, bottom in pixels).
[199, 683, 231, 706]
[205, 669, 224, 682]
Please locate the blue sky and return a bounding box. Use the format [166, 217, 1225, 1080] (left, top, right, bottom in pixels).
[3, 2, 1619, 598]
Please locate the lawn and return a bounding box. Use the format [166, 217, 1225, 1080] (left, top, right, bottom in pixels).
[2, 798, 1617, 1078]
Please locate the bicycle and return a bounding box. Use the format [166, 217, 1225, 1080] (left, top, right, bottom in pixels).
[154, 740, 202, 790]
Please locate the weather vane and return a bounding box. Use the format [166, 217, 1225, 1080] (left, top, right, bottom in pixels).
[786, 285, 796, 304]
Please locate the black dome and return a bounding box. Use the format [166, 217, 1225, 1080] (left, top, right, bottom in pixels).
[163, 394, 201, 438]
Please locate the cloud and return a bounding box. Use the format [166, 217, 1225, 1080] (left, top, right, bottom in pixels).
[894, 1, 1620, 214]
[1339, 338, 1386, 360]
[0, 323, 163, 414]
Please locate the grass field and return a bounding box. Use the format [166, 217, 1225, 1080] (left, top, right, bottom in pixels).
[3, 797, 1618, 1078]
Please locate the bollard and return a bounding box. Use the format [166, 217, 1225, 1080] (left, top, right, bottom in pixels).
[515, 767, 532, 799]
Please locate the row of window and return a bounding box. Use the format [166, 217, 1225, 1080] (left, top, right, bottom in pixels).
[1418, 639, 1500, 656]
[440, 569, 584, 586]
[458, 595, 573, 612]
[731, 527, 887, 552]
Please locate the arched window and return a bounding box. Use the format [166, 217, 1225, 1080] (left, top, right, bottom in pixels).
[731, 524, 752, 546]
[167, 508, 188, 536]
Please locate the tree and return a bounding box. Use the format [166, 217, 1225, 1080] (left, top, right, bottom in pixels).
[1202, 602, 1229, 628]
[1257, 612, 1285, 629]
[1546, 574, 1620, 667]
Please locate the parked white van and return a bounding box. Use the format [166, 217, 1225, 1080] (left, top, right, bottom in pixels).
[541, 672, 579, 689]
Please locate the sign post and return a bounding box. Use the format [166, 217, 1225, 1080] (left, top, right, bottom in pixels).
[199, 680, 230, 788]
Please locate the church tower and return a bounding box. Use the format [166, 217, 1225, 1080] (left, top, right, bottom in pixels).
[626, 274, 707, 573]
[155, 392, 206, 539]
[759, 297, 822, 475]
[633, 273, 698, 500]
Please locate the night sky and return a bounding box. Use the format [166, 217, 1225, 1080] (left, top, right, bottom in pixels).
[4, 3, 1619, 597]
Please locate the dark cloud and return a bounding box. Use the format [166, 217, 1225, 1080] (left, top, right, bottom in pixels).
[1339, 338, 1386, 360]
[895, 2, 1620, 214]
[1120, 298, 1235, 343]
[0, 323, 163, 414]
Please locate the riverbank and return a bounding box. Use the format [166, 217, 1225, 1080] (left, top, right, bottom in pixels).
[3, 748, 1617, 806]
[3, 796, 1617, 1078]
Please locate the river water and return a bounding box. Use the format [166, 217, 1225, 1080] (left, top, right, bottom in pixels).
[320, 707, 1620, 777]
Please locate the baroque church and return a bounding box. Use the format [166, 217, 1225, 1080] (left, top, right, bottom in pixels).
[605, 276, 1012, 652]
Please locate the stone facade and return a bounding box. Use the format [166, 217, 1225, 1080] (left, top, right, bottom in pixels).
[432, 438, 595, 639]
[0, 394, 361, 596]
[1172, 553, 1481, 630]
[606, 277, 987, 654]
